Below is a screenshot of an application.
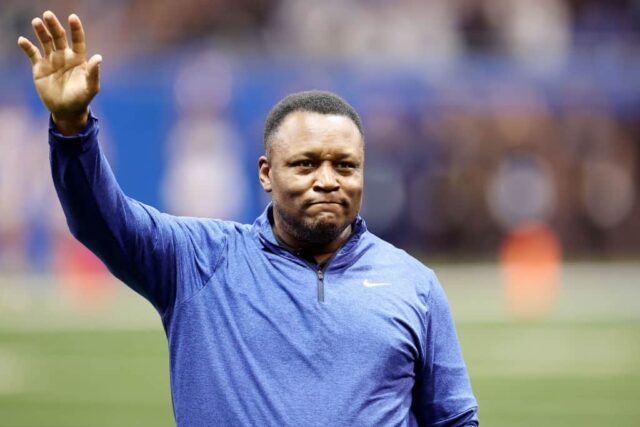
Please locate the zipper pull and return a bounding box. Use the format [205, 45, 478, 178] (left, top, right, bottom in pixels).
[316, 269, 325, 303]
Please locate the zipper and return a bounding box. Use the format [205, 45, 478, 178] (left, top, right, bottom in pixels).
[316, 269, 325, 303]
[298, 256, 333, 304]
[258, 231, 342, 304]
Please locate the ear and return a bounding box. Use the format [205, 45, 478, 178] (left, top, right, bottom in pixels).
[258, 155, 272, 193]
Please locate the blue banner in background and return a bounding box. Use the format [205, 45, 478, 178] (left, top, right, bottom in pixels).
[3, 51, 640, 264]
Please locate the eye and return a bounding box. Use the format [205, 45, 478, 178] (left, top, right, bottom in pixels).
[336, 161, 357, 170]
[290, 160, 315, 169]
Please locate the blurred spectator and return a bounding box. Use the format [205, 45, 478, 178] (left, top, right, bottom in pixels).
[499, 0, 571, 72]
[268, 0, 460, 66]
[0, 105, 32, 271]
[162, 52, 248, 219]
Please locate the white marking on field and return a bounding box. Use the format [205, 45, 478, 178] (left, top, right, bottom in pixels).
[0, 350, 27, 394]
[0, 275, 161, 331]
[1, 261, 640, 329]
[466, 326, 640, 379]
[432, 261, 640, 322]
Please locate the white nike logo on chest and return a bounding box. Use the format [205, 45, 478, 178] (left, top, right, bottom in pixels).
[362, 279, 392, 288]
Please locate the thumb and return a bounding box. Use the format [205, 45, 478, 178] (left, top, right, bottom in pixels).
[87, 54, 103, 94]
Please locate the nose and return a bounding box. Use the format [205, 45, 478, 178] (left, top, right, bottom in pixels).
[313, 162, 340, 192]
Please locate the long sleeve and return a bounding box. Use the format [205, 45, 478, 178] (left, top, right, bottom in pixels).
[49, 113, 227, 318]
[412, 274, 479, 426]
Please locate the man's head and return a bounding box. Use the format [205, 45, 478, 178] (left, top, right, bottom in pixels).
[258, 91, 364, 250]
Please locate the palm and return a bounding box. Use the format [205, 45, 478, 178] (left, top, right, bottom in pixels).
[34, 49, 90, 115]
[18, 11, 101, 119]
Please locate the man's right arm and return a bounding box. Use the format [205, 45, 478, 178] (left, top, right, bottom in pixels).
[48, 111, 189, 314]
[19, 11, 226, 315]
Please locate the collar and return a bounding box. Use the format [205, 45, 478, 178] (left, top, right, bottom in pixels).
[251, 203, 368, 271]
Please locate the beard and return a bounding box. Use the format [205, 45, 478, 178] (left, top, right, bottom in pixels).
[274, 202, 352, 246]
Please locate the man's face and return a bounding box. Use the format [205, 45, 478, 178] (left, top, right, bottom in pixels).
[258, 111, 364, 246]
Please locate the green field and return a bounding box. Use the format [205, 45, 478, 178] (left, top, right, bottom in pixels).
[1, 262, 639, 426]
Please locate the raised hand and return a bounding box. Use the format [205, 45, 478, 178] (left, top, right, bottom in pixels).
[17, 11, 102, 135]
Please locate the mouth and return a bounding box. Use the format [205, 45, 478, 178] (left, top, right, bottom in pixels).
[306, 200, 346, 207]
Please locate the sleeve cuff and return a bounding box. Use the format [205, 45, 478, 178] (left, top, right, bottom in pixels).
[48, 111, 100, 153]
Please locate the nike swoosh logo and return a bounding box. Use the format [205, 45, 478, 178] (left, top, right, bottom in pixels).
[363, 279, 392, 288]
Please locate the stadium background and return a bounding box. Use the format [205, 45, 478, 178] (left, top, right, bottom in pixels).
[1, 0, 639, 425]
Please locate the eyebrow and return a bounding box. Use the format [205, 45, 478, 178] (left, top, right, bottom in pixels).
[290, 151, 359, 160]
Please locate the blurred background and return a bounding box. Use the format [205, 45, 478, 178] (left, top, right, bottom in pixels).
[0, 0, 639, 426]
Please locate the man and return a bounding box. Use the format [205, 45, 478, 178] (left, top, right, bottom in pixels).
[18, 11, 479, 426]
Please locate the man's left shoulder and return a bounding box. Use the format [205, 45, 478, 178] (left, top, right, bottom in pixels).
[361, 231, 438, 285]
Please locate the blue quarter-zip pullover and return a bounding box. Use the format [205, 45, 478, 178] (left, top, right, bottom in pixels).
[49, 114, 478, 426]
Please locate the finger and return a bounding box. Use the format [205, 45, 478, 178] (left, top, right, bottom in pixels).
[87, 54, 103, 93]
[68, 14, 86, 54]
[32, 18, 54, 55]
[17, 36, 42, 65]
[43, 10, 68, 51]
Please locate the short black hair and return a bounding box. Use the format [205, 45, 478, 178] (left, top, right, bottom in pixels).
[263, 90, 364, 157]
